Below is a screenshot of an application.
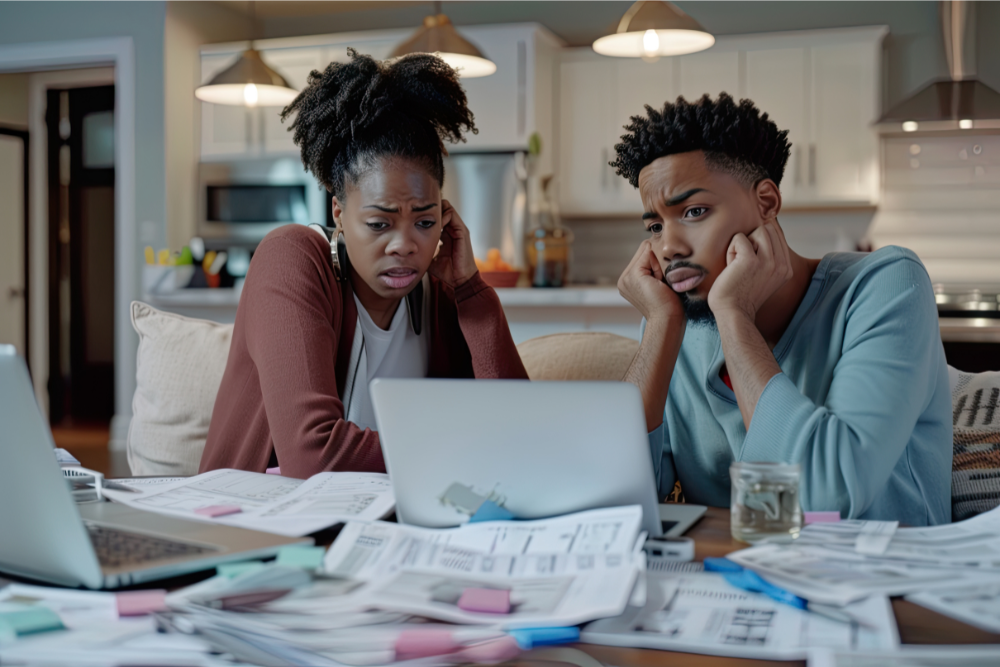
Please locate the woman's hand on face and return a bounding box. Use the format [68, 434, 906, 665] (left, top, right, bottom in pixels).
[429, 200, 479, 287]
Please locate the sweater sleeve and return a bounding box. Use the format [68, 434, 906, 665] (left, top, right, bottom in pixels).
[739, 256, 945, 518]
[242, 232, 384, 478]
[453, 272, 529, 379]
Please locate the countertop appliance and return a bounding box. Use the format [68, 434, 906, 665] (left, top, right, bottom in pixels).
[198, 158, 325, 244]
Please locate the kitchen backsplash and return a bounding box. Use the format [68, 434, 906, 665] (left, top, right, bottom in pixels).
[563, 209, 876, 285]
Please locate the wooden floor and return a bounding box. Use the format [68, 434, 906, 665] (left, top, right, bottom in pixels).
[51, 422, 130, 477]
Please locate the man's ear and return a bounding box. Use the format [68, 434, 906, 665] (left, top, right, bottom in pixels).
[331, 196, 344, 231]
[754, 179, 782, 221]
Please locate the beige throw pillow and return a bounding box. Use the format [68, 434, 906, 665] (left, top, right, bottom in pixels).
[128, 301, 234, 476]
[517, 332, 639, 381]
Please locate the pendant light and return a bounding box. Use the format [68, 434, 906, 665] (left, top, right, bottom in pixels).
[593, 1, 714, 59]
[195, 1, 298, 107]
[390, 1, 496, 78]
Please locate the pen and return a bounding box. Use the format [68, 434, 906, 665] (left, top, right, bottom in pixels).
[704, 557, 876, 628]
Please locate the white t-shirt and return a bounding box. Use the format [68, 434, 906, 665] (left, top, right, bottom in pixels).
[344, 292, 428, 431]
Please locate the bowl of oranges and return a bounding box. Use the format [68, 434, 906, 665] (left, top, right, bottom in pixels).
[475, 249, 521, 288]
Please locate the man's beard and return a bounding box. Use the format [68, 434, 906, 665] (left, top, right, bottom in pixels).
[678, 291, 716, 327]
[666, 260, 716, 328]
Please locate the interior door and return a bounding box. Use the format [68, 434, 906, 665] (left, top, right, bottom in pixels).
[0, 129, 28, 358]
[46, 86, 115, 424]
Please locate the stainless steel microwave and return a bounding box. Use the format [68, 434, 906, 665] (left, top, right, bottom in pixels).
[198, 159, 326, 242]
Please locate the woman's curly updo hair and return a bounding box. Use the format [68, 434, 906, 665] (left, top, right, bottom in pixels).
[281, 48, 477, 198]
[611, 92, 791, 190]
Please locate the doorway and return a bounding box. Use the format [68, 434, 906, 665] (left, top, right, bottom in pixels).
[0, 127, 29, 360]
[45, 85, 115, 425]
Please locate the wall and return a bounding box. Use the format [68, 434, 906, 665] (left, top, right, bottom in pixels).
[0, 1, 168, 249]
[164, 1, 250, 251]
[0, 73, 28, 127]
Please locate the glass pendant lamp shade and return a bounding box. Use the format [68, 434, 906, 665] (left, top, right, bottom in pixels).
[593, 1, 714, 58]
[195, 49, 299, 107]
[390, 13, 496, 78]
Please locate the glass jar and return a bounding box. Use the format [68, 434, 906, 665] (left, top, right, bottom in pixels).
[730, 461, 803, 543]
[526, 227, 573, 287]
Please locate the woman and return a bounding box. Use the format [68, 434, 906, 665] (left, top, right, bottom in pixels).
[200, 50, 528, 479]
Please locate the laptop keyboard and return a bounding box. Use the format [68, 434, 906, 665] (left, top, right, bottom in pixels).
[86, 523, 217, 568]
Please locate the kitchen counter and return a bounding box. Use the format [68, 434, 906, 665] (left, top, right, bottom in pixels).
[142, 285, 641, 342]
[939, 317, 1000, 343]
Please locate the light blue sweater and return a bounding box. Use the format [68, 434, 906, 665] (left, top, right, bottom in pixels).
[647, 247, 953, 525]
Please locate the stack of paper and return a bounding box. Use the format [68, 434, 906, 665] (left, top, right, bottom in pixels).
[101, 468, 395, 537]
[726, 505, 1000, 608]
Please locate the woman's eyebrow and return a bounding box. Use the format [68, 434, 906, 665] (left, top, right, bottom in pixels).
[362, 204, 398, 212]
[411, 203, 438, 212]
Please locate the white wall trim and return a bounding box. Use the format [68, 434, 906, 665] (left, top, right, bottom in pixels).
[0, 38, 135, 450]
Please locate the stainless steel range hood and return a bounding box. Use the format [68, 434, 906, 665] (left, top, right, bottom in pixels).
[880, 1, 1000, 126]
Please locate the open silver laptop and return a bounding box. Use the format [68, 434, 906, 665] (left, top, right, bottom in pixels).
[0, 346, 308, 589]
[370, 378, 705, 538]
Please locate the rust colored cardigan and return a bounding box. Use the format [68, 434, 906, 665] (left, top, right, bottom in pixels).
[199, 224, 528, 479]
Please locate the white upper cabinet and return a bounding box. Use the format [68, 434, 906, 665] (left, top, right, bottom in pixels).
[745, 48, 808, 200]
[677, 50, 740, 102]
[557, 26, 887, 215]
[200, 52, 256, 159]
[200, 25, 561, 163]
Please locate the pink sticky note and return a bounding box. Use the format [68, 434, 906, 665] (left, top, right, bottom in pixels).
[194, 505, 242, 518]
[457, 588, 511, 614]
[395, 629, 459, 660]
[116, 590, 167, 617]
[265, 467, 281, 475]
[805, 511, 841, 524]
[450, 636, 521, 664]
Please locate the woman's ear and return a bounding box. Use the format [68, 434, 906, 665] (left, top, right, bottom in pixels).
[754, 179, 782, 221]
[331, 196, 344, 231]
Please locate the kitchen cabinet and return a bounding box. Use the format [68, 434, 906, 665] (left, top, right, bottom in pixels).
[557, 26, 887, 215]
[200, 25, 561, 165]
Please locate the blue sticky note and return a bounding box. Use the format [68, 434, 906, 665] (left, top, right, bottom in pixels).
[508, 627, 580, 650]
[0, 607, 65, 640]
[217, 561, 267, 579]
[469, 500, 516, 523]
[276, 545, 326, 570]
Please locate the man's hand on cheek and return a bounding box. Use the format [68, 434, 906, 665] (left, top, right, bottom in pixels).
[618, 240, 686, 326]
[708, 221, 794, 321]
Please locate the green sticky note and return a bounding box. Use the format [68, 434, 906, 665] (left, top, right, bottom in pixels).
[0, 607, 64, 641]
[217, 561, 266, 579]
[276, 545, 326, 570]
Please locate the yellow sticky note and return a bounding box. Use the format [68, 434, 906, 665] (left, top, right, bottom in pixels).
[144, 246, 155, 265]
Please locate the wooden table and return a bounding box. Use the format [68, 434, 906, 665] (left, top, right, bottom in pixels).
[557, 507, 1000, 667]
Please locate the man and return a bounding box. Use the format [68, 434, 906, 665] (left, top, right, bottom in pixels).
[614, 93, 951, 525]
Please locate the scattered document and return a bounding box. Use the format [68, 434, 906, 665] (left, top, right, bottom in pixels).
[906, 581, 1000, 634]
[582, 572, 898, 660]
[807, 647, 1000, 667]
[726, 505, 1000, 606]
[54, 448, 80, 466]
[102, 468, 395, 537]
[323, 505, 645, 628]
[110, 477, 186, 490]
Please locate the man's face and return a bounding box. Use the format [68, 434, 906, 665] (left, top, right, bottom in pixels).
[637, 151, 764, 323]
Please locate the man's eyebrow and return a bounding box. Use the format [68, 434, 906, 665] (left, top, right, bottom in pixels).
[664, 188, 706, 207]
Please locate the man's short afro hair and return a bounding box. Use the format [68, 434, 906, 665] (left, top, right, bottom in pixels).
[611, 92, 791, 189]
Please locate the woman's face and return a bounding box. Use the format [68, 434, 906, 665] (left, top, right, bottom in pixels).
[332, 158, 443, 301]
